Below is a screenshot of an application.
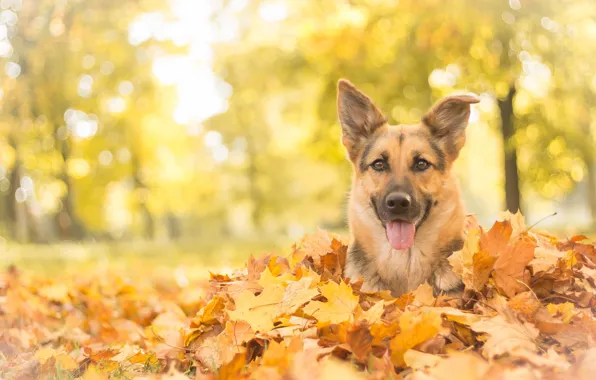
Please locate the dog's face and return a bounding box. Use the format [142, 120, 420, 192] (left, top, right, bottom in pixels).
[337, 79, 478, 251]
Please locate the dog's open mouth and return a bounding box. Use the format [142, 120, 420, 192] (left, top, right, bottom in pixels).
[386, 220, 416, 250]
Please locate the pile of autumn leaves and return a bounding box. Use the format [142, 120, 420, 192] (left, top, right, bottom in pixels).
[1, 212, 596, 379]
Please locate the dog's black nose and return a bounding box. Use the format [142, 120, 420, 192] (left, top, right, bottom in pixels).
[385, 192, 411, 212]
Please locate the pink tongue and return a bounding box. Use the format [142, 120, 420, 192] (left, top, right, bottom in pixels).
[386, 221, 416, 250]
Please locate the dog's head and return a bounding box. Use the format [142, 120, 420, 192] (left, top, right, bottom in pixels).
[337, 79, 478, 251]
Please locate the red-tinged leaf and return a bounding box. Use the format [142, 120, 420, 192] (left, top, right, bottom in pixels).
[346, 323, 373, 361]
[480, 220, 513, 257]
[210, 272, 232, 282]
[493, 235, 536, 297]
[570, 235, 589, 243]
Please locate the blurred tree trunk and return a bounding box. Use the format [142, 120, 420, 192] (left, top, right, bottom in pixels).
[586, 157, 596, 230]
[166, 212, 181, 240]
[53, 6, 85, 240]
[132, 153, 155, 239]
[498, 85, 522, 213]
[7, 135, 29, 243]
[581, 114, 596, 230]
[246, 134, 263, 231]
[56, 136, 85, 240]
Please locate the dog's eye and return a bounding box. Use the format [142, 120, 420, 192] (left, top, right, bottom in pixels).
[371, 159, 387, 172]
[413, 158, 431, 172]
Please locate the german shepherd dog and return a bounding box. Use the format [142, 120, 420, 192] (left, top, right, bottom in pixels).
[338, 79, 479, 297]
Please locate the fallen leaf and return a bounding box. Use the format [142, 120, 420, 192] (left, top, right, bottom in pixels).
[278, 277, 319, 315]
[493, 235, 536, 297]
[346, 323, 373, 361]
[227, 284, 285, 332]
[426, 352, 490, 380]
[390, 309, 443, 367]
[303, 281, 359, 325]
[471, 315, 539, 358]
[471, 250, 496, 291]
[480, 220, 513, 257]
[403, 349, 441, 369]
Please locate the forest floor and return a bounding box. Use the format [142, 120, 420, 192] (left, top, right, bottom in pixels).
[1, 216, 596, 379]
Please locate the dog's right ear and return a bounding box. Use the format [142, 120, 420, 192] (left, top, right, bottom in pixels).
[337, 79, 386, 160]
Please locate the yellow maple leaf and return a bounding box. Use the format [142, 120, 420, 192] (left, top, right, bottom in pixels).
[191, 295, 225, 326]
[34, 347, 58, 364]
[39, 283, 70, 303]
[389, 309, 443, 367]
[55, 353, 78, 370]
[261, 337, 303, 373]
[278, 277, 319, 315]
[547, 302, 576, 323]
[355, 300, 385, 324]
[129, 351, 159, 366]
[258, 267, 295, 288]
[302, 281, 359, 326]
[227, 284, 285, 332]
[449, 227, 481, 286]
[295, 266, 321, 287]
[412, 283, 435, 306]
[82, 365, 108, 380]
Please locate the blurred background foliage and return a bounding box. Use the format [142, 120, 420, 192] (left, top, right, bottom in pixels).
[1, 0, 596, 255]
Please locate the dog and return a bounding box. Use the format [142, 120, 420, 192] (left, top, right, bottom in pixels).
[337, 79, 479, 297]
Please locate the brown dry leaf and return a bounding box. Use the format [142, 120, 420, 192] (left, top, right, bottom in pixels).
[493, 235, 536, 297]
[346, 322, 373, 361]
[471, 315, 539, 358]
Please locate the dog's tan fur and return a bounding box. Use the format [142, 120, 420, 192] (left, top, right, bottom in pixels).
[337, 79, 479, 296]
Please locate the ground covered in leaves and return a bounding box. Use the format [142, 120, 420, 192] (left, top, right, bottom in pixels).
[1, 212, 596, 379]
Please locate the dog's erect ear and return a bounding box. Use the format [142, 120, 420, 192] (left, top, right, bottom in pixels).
[337, 79, 386, 160]
[423, 94, 480, 159]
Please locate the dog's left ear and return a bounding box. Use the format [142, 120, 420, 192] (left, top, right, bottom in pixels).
[423, 94, 480, 159]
